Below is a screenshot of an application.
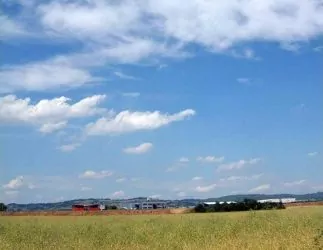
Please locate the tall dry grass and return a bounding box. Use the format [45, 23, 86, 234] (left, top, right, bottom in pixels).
[0, 206, 322, 250]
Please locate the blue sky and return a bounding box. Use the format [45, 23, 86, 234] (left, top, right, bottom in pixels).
[0, 0, 322, 203]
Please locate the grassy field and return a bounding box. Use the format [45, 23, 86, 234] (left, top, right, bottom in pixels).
[0, 207, 322, 250]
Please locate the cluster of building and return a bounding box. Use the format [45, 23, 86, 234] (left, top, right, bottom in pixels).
[71, 197, 297, 211]
[203, 198, 296, 206]
[71, 198, 168, 212]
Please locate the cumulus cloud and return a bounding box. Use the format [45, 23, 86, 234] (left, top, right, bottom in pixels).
[249, 184, 270, 193]
[86, 109, 195, 136]
[217, 158, 261, 171]
[123, 142, 153, 154]
[2, 176, 35, 192]
[0, 94, 106, 133]
[195, 183, 217, 193]
[3, 176, 25, 189]
[79, 170, 113, 179]
[197, 156, 224, 163]
[35, 0, 323, 53]
[112, 190, 125, 197]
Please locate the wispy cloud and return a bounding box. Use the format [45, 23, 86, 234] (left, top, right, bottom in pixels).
[217, 158, 261, 172]
[123, 142, 153, 154]
[197, 156, 224, 163]
[221, 173, 263, 182]
[179, 157, 189, 163]
[195, 183, 217, 193]
[308, 152, 318, 157]
[192, 176, 203, 181]
[236, 78, 250, 84]
[58, 143, 81, 152]
[249, 184, 270, 193]
[283, 180, 306, 187]
[280, 42, 301, 52]
[86, 109, 196, 136]
[114, 71, 139, 80]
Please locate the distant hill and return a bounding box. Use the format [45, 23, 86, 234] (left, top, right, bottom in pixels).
[6, 192, 323, 212]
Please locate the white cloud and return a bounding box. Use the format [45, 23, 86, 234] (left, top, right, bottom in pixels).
[283, 180, 306, 187]
[79, 170, 113, 179]
[308, 152, 318, 157]
[39, 121, 67, 134]
[123, 142, 153, 154]
[116, 178, 126, 183]
[122, 92, 140, 98]
[58, 143, 81, 152]
[192, 176, 203, 181]
[86, 109, 195, 136]
[231, 48, 261, 60]
[112, 190, 125, 197]
[197, 156, 224, 163]
[223, 173, 263, 182]
[217, 158, 261, 171]
[0, 94, 106, 133]
[195, 183, 217, 193]
[0, 15, 27, 40]
[0, 61, 99, 93]
[36, 0, 323, 52]
[3, 176, 24, 189]
[114, 71, 139, 80]
[177, 191, 186, 197]
[179, 157, 189, 163]
[249, 184, 270, 193]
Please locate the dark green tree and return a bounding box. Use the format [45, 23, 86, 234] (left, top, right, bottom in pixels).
[0, 203, 7, 212]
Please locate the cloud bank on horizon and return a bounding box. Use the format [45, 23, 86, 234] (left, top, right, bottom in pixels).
[0, 0, 322, 203]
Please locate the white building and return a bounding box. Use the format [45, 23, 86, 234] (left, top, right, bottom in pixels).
[203, 201, 236, 205]
[257, 198, 296, 203]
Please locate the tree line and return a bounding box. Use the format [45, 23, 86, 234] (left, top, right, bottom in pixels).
[194, 199, 285, 213]
[0, 203, 7, 212]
